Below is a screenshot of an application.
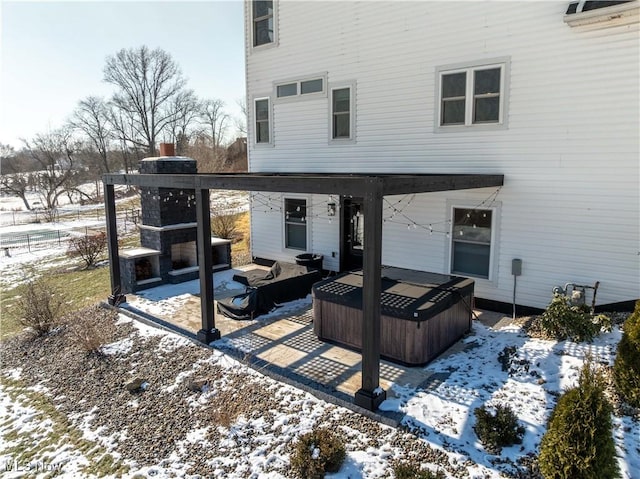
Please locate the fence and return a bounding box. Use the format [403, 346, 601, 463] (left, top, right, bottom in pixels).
[0, 209, 140, 254]
[0, 227, 108, 253]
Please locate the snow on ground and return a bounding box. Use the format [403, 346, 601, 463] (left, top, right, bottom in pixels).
[1, 308, 638, 478]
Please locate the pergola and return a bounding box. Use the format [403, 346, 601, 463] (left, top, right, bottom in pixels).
[103, 171, 504, 410]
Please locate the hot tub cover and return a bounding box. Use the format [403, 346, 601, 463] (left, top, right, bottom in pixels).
[312, 267, 474, 323]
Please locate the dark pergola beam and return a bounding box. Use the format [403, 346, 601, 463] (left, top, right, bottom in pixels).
[103, 173, 504, 197]
[104, 182, 126, 305]
[381, 174, 504, 195]
[354, 178, 386, 410]
[195, 188, 220, 343]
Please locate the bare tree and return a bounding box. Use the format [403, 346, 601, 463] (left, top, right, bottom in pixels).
[69, 96, 113, 173]
[0, 173, 32, 210]
[103, 46, 187, 155]
[165, 90, 200, 155]
[235, 97, 247, 135]
[200, 98, 229, 156]
[22, 128, 78, 211]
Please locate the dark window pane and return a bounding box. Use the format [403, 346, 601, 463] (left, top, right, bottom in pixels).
[442, 72, 466, 98]
[285, 199, 306, 221]
[277, 83, 298, 97]
[442, 99, 465, 125]
[453, 209, 492, 243]
[254, 17, 273, 46]
[474, 68, 501, 95]
[286, 224, 306, 250]
[255, 99, 269, 120]
[257, 122, 269, 143]
[253, 1, 273, 19]
[474, 97, 500, 123]
[332, 88, 350, 112]
[301, 79, 323, 94]
[333, 114, 350, 138]
[452, 242, 490, 278]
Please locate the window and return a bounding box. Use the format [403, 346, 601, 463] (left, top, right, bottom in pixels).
[277, 83, 297, 97]
[437, 59, 509, 129]
[252, 1, 275, 47]
[451, 208, 493, 279]
[284, 198, 307, 250]
[275, 77, 325, 99]
[331, 87, 352, 140]
[255, 98, 270, 144]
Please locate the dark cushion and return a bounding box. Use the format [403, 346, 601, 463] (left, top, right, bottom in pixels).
[262, 261, 282, 280]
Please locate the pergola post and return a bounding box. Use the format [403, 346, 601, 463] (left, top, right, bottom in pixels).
[354, 178, 386, 410]
[195, 187, 220, 343]
[104, 182, 126, 305]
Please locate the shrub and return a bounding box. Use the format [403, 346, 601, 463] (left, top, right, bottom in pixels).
[17, 277, 65, 336]
[290, 427, 346, 479]
[540, 293, 611, 342]
[538, 360, 620, 479]
[68, 232, 107, 268]
[613, 300, 640, 408]
[67, 306, 117, 355]
[392, 460, 445, 479]
[473, 403, 525, 454]
[211, 208, 241, 241]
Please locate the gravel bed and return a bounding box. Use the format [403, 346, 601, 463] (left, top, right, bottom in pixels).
[0, 306, 554, 478]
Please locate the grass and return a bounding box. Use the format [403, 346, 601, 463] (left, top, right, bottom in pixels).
[0, 266, 111, 340]
[1, 375, 129, 476]
[0, 208, 247, 341]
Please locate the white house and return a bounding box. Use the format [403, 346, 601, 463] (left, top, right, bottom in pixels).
[244, 0, 639, 311]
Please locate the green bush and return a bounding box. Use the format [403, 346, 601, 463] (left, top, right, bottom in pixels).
[613, 300, 640, 408]
[290, 428, 346, 479]
[473, 403, 525, 454]
[540, 293, 611, 342]
[392, 460, 445, 479]
[538, 360, 620, 479]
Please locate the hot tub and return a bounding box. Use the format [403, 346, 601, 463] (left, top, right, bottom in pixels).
[312, 267, 474, 365]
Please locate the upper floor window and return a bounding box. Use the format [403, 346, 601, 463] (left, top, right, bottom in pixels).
[436, 59, 510, 130]
[253, 1, 274, 47]
[275, 77, 325, 99]
[254, 98, 271, 144]
[330, 85, 355, 142]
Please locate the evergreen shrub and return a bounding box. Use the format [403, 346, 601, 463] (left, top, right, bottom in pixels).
[540, 293, 611, 342]
[473, 403, 524, 454]
[538, 361, 620, 479]
[613, 300, 640, 408]
[290, 427, 346, 479]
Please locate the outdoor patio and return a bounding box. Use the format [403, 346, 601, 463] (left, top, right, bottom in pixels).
[119, 266, 511, 418]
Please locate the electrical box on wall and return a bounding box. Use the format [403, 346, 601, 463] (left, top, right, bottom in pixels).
[512, 258, 522, 276]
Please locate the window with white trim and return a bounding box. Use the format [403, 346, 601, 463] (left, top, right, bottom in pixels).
[331, 86, 353, 140]
[284, 198, 307, 250]
[451, 207, 493, 279]
[254, 98, 271, 144]
[275, 77, 325, 99]
[437, 60, 509, 129]
[252, 1, 275, 47]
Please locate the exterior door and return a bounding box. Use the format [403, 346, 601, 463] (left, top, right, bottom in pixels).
[342, 197, 364, 270]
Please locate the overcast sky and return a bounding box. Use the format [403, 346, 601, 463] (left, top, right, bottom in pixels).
[0, 0, 246, 149]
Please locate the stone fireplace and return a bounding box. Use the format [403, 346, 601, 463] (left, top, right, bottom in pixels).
[119, 145, 232, 293]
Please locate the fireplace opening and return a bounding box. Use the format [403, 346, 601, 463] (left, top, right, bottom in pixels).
[171, 241, 197, 271]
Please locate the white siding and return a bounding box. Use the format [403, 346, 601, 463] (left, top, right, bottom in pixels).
[245, 1, 640, 309]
